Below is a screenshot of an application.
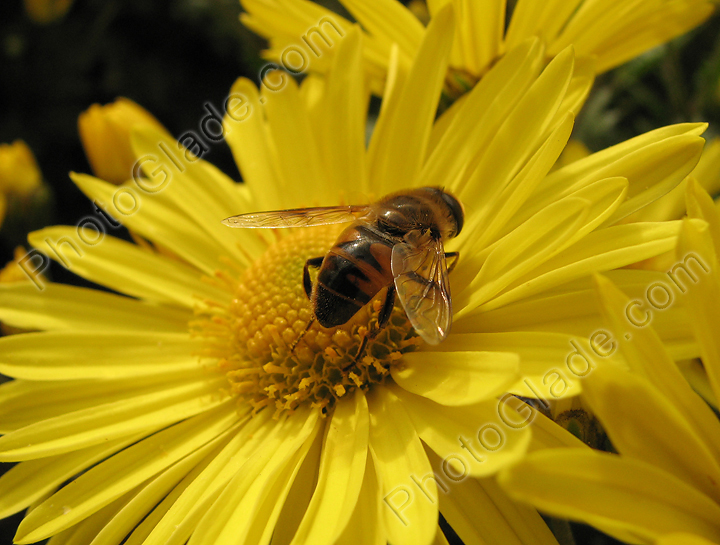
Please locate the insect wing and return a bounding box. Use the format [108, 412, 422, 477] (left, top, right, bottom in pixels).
[391, 234, 452, 345]
[223, 205, 372, 229]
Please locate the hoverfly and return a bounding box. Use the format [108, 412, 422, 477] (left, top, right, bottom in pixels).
[222, 187, 464, 362]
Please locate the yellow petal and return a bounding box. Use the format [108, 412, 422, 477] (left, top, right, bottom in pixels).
[0, 282, 190, 333]
[338, 0, 423, 61]
[676, 219, 720, 428]
[392, 350, 519, 405]
[0, 331, 200, 380]
[481, 219, 698, 312]
[456, 197, 589, 314]
[505, 0, 583, 52]
[523, 124, 706, 228]
[269, 424, 323, 545]
[334, 456, 385, 545]
[45, 491, 136, 545]
[290, 391, 369, 545]
[89, 432, 227, 545]
[71, 173, 233, 275]
[0, 371, 225, 434]
[678, 359, 718, 409]
[499, 449, 720, 544]
[453, 0, 505, 75]
[393, 385, 531, 478]
[14, 403, 240, 544]
[0, 374, 229, 461]
[29, 227, 228, 308]
[0, 434, 144, 519]
[130, 126, 256, 264]
[430, 332, 585, 401]
[456, 46, 575, 214]
[317, 27, 368, 196]
[187, 408, 320, 545]
[427, 38, 543, 160]
[593, 273, 720, 466]
[222, 77, 282, 211]
[630, 136, 720, 221]
[454, 270, 695, 364]
[368, 4, 454, 195]
[458, 113, 574, 253]
[686, 177, 720, 270]
[367, 387, 438, 545]
[657, 532, 720, 545]
[123, 454, 208, 545]
[582, 362, 720, 505]
[0, 140, 43, 195]
[427, 450, 560, 545]
[552, 0, 714, 74]
[262, 77, 329, 207]
[142, 411, 277, 545]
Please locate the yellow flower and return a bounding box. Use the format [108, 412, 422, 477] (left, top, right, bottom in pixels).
[499, 267, 720, 544]
[78, 98, 172, 185]
[24, 0, 74, 24]
[0, 140, 42, 201]
[0, 140, 49, 234]
[0, 8, 709, 544]
[240, 0, 715, 95]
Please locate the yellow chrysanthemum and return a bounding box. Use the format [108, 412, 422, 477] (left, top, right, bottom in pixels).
[0, 141, 42, 199]
[499, 262, 720, 544]
[78, 98, 173, 186]
[240, 0, 715, 95]
[0, 140, 50, 238]
[0, 8, 709, 545]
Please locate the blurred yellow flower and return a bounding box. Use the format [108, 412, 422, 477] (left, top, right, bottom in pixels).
[0, 8, 710, 545]
[78, 98, 172, 185]
[240, 0, 715, 95]
[24, 0, 74, 24]
[0, 140, 42, 199]
[0, 140, 47, 232]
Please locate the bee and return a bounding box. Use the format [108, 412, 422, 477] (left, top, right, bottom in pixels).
[222, 187, 463, 361]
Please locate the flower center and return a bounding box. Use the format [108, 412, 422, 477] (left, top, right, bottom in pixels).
[195, 226, 418, 416]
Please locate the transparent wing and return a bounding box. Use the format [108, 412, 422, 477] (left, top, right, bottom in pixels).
[222, 205, 372, 229]
[391, 232, 452, 345]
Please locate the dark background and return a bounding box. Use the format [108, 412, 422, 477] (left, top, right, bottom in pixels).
[1, 0, 719, 544]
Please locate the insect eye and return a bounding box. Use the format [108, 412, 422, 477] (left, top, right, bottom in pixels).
[441, 192, 464, 236]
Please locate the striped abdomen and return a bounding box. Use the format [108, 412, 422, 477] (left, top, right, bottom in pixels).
[313, 223, 394, 328]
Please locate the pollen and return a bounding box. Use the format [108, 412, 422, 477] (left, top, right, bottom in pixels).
[193, 226, 418, 416]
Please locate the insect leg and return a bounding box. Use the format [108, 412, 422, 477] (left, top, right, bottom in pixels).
[302, 256, 324, 299]
[344, 284, 397, 370]
[375, 282, 397, 331]
[445, 251, 459, 273]
[292, 256, 324, 354]
[289, 315, 316, 353]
